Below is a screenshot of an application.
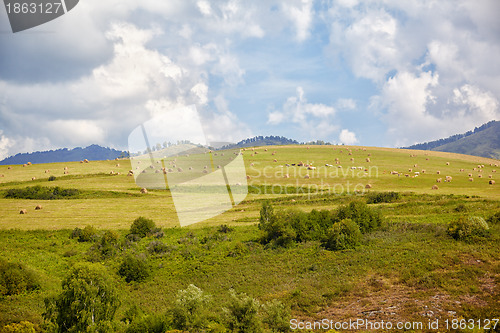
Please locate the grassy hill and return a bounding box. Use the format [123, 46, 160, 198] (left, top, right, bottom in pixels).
[0, 145, 498, 331]
[432, 121, 500, 159]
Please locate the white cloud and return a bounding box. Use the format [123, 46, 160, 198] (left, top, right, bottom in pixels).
[283, 0, 314, 42]
[336, 98, 357, 110]
[339, 129, 358, 145]
[267, 87, 338, 139]
[0, 132, 14, 161]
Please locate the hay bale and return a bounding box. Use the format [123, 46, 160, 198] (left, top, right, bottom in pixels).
[469, 178, 473, 182]
[35, 205, 42, 210]
[64, 167, 68, 170]
[408, 168, 412, 172]
[493, 170, 496, 173]
[489, 180, 495, 185]
[64, 171, 69, 174]
[446, 162, 450, 165]
[489, 175, 493, 178]
[84, 159, 89, 163]
[478, 174, 483, 178]
[177, 167, 183, 172]
[264, 148, 268, 151]
[246, 175, 251, 180]
[414, 164, 418, 168]
[19, 209, 27, 214]
[0, 174, 4, 177]
[365, 158, 371, 163]
[203, 170, 208, 174]
[23, 164, 27, 167]
[189, 167, 193, 170]
[80, 160, 84, 163]
[460, 169, 464, 172]
[217, 165, 221, 169]
[304, 174, 310, 179]
[284, 174, 290, 178]
[436, 171, 441, 174]
[250, 163, 254, 167]
[140, 188, 148, 194]
[365, 184, 372, 189]
[45, 170, 50, 173]
[273, 159, 278, 162]
[116, 164, 120, 167]
[432, 185, 439, 190]
[421, 170, 426, 173]
[8, 166, 11, 169]
[436, 178, 442, 183]
[32, 177, 36, 180]
[27, 162, 32, 165]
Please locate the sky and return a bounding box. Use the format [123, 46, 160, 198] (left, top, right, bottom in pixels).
[0, 0, 499, 160]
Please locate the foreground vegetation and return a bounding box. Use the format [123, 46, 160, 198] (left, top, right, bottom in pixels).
[0, 145, 498, 332]
[0, 192, 498, 332]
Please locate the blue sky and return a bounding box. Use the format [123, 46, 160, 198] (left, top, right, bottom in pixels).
[0, 0, 499, 159]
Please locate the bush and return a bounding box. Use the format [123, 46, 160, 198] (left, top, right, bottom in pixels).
[447, 216, 490, 241]
[125, 314, 169, 333]
[5, 185, 79, 200]
[218, 224, 234, 233]
[335, 201, 382, 233]
[172, 284, 211, 332]
[262, 299, 290, 333]
[118, 254, 150, 283]
[322, 219, 361, 251]
[130, 217, 156, 238]
[223, 290, 262, 333]
[0, 321, 37, 333]
[79, 225, 97, 242]
[0, 259, 40, 296]
[454, 203, 468, 213]
[366, 191, 400, 204]
[48, 175, 56, 181]
[147, 241, 172, 255]
[487, 211, 500, 225]
[43, 263, 119, 333]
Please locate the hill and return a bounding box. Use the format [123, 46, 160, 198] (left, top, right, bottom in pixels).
[0, 144, 127, 165]
[405, 120, 500, 159]
[221, 135, 299, 149]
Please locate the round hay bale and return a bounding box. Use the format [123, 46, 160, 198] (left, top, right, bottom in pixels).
[366, 158, 370, 162]
[116, 163, 120, 167]
[273, 159, 277, 162]
[177, 167, 183, 172]
[84, 159, 89, 163]
[80, 160, 84, 163]
[489, 180, 495, 185]
[478, 174, 483, 178]
[436, 178, 442, 183]
[32, 177, 36, 180]
[8, 166, 12, 169]
[469, 178, 473, 182]
[421, 170, 426, 173]
[264, 148, 268, 151]
[0, 174, 4, 177]
[140, 188, 148, 194]
[203, 170, 208, 174]
[304, 174, 310, 179]
[27, 162, 32, 165]
[45, 170, 49, 173]
[250, 163, 254, 167]
[246, 175, 251, 180]
[19, 209, 27, 214]
[446, 162, 450, 165]
[365, 184, 372, 189]
[468, 173, 473, 177]
[168, 168, 173, 173]
[432, 185, 439, 190]
[64, 171, 69, 174]
[284, 174, 290, 178]
[436, 171, 441, 174]
[64, 167, 68, 170]
[23, 164, 27, 167]
[35, 205, 42, 210]
[488, 175, 493, 178]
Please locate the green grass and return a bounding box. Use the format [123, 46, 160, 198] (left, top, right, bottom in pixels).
[0, 145, 498, 331]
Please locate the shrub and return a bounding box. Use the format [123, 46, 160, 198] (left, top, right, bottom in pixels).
[223, 289, 262, 333]
[366, 191, 400, 204]
[147, 241, 172, 255]
[130, 217, 156, 238]
[0, 321, 36, 333]
[262, 299, 290, 333]
[322, 219, 361, 251]
[43, 263, 119, 333]
[454, 203, 468, 213]
[487, 211, 500, 225]
[5, 186, 79, 200]
[0, 259, 40, 296]
[447, 216, 490, 241]
[78, 225, 97, 242]
[334, 201, 382, 233]
[218, 224, 234, 233]
[48, 175, 56, 182]
[118, 254, 150, 283]
[172, 284, 211, 332]
[69, 227, 82, 240]
[125, 314, 169, 333]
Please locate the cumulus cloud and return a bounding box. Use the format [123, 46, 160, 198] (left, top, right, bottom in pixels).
[339, 129, 358, 145]
[283, 0, 314, 42]
[267, 87, 339, 139]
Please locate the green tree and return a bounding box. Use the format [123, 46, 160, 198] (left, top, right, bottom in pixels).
[130, 217, 156, 238]
[172, 284, 211, 332]
[43, 263, 119, 333]
[223, 290, 262, 333]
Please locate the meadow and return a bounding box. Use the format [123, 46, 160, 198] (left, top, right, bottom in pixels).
[0, 145, 498, 332]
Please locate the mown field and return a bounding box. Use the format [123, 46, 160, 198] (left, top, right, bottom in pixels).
[0, 145, 499, 332]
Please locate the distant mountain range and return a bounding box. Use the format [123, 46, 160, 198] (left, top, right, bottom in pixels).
[404, 120, 500, 159]
[0, 144, 127, 165]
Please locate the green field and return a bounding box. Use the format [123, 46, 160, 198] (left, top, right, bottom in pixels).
[0, 145, 499, 332]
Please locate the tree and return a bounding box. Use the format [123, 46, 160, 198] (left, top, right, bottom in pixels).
[43, 263, 119, 332]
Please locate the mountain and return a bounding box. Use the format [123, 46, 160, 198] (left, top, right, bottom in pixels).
[0, 145, 128, 165]
[404, 120, 500, 159]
